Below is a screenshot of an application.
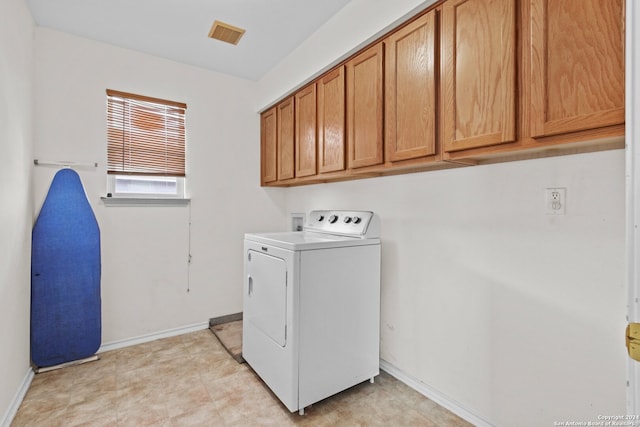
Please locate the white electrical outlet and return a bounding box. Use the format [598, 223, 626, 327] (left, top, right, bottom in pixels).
[545, 188, 566, 215]
[291, 213, 305, 231]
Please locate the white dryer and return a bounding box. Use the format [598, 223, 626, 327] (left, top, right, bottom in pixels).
[242, 210, 381, 415]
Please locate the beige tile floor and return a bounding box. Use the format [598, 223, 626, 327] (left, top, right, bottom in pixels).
[12, 329, 472, 426]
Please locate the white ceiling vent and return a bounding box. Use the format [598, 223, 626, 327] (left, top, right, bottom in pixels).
[208, 20, 246, 45]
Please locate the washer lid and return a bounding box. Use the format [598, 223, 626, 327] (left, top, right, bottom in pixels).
[244, 231, 380, 251]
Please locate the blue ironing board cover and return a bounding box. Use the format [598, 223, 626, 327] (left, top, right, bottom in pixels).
[31, 168, 101, 368]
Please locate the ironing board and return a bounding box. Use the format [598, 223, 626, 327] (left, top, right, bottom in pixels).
[31, 168, 101, 369]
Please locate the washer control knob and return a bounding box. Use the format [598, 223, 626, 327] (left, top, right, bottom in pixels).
[352, 216, 362, 224]
[328, 215, 338, 224]
[317, 215, 325, 222]
[343, 216, 352, 223]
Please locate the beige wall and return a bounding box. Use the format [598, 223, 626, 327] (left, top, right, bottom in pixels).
[0, 0, 34, 423]
[282, 152, 626, 425]
[32, 28, 286, 344]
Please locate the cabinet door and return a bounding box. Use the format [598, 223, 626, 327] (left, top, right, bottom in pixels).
[347, 43, 384, 169]
[441, 0, 516, 152]
[277, 97, 295, 181]
[317, 67, 346, 173]
[385, 10, 437, 162]
[260, 107, 277, 184]
[529, 0, 624, 137]
[295, 84, 317, 177]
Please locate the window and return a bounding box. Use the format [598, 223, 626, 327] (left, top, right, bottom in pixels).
[106, 89, 186, 198]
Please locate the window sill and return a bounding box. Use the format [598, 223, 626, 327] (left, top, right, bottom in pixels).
[100, 197, 190, 207]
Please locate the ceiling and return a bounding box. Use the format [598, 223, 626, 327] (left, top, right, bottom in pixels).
[25, 0, 353, 81]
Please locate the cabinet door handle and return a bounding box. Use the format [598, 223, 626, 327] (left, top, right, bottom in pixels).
[248, 275, 253, 296]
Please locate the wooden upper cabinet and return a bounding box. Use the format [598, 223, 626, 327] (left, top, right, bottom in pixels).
[259, 0, 625, 187]
[347, 43, 384, 169]
[260, 107, 277, 184]
[277, 97, 295, 181]
[317, 67, 346, 173]
[441, 0, 516, 153]
[385, 9, 438, 162]
[529, 0, 624, 138]
[295, 84, 317, 178]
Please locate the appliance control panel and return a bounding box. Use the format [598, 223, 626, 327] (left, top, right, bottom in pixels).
[305, 210, 379, 238]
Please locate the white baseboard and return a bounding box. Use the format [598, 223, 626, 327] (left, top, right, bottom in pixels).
[98, 321, 210, 353]
[380, 359, 493, 427]
[1, 368, 34, 427]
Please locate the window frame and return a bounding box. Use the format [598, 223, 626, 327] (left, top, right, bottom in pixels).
[106, 175, 186, 199]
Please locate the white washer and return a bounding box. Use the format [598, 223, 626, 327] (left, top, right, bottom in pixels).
[242, 210, 381, 415]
